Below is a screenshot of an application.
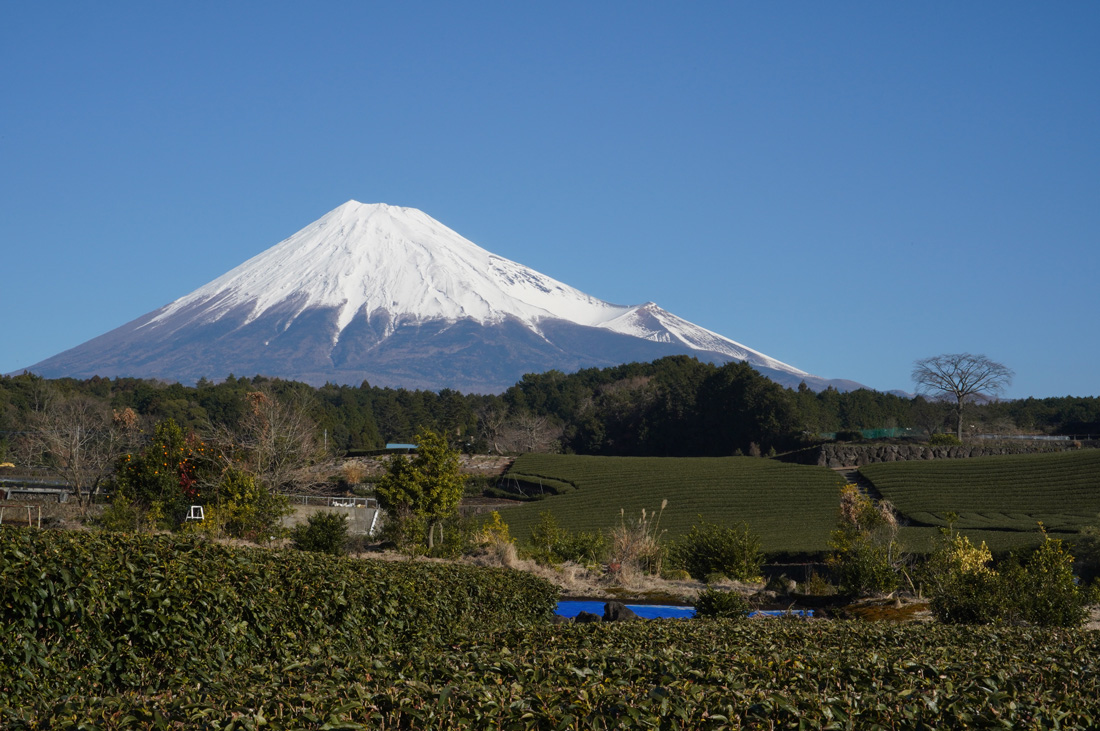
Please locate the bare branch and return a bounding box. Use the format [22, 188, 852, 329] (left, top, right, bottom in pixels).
[912, 353, 1014, 440]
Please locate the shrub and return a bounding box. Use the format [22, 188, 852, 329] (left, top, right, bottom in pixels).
[1073, 523, 1100, 585]
[929, 433, 962, 446]
[555, 530, 607, 565]
[428, 513, 480, 559]
[801, 570, 837, 596]
[216, 468, 290, 541]
[928, 530, 1087, 627]
[526, 511, 566, 564]
[828, 484, 903, 595]
[930, 564, 1005, 625]
[479, 511, 514, 546]
[830, 541, 899, 595]
[523, 511, 607, 566]
[379, 508, 428, 556]
[95, 493, 141, 532]
[670, 520, 764, 582]
[477, 511, 519, 566]
[290, 512, 349, 555]
[1013, 535, 1087, 627]
[693, 588, 751, 619]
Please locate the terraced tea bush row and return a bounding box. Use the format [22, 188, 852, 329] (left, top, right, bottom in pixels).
[500, 454, 846, 554]
[0, 528, 557, 699]
[861, 450, 1100, 538]
[7, 619, 1100, 729]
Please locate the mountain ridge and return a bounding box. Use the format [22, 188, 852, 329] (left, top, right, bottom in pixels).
[20, 201, 866, 394]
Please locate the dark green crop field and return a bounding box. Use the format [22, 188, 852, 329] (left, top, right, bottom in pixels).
[495, 450, 1100, 556]
[7, 521, 1100, 728]
[861, 449, 1100, 549]
[497, 454, 846, 554]
[7, 612, 1100, 729]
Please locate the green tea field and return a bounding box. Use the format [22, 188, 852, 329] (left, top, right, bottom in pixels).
[496, 454, 846, 554]
[862, 449, 1100, 552]
[8, 528, 1100, 729]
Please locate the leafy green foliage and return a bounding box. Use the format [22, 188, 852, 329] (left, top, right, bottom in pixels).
[523, 511, 606, 565]
[828, 484, 903, 595]
[1005, 536, 1087, 627]
[929, 433, 963, 446]
[1073, 522, 1100, 584]
[111, 418, 213, 526]
[212, 467, 290, 540]
[928, 530, 1087, 627]
[3, 368, 1099, 462]
[94, 492, 142, 532]
[290, 511, 349, 555]
[0, 527, 558, 709]
[669, 520, 763, 581]
[375, 429, 465, 549]
[8, 613, 1100, 728]
[831, 540, 900, 595]
[693, 588, 751, 619]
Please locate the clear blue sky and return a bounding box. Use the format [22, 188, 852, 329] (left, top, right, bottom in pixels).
[3, 2, 1097, 398]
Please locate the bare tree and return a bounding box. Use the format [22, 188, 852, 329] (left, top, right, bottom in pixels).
[477, 403, 511, 455]
[20, 396, 129, 511]
[212, 389, 326, 494]
[912, 353, 1014, 440]
[500, 412, 562, 453]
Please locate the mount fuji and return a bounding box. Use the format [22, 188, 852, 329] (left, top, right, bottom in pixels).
[22, 201, 865, 393]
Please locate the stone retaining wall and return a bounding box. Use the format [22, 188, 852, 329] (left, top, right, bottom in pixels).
[807, 442, 1092, 469]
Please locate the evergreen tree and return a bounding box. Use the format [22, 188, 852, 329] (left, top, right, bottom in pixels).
[375, 429, 465, 549]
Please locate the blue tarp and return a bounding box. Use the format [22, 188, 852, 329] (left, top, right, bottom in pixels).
[555, 600, 814, 619]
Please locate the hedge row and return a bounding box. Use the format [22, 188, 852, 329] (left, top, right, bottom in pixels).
[0, 528, 557, 699]
[6, 620, 1100, 729]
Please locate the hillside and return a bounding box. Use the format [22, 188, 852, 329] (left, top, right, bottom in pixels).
[492, 450, 1100, 557]
[496, 454, 846, 555]
[861, 449, 1100, 552]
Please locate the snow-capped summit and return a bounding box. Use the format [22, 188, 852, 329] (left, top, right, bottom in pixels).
[22, 202, 862, 393]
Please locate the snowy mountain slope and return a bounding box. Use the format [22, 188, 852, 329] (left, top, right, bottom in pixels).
[22, 201, 861, 393]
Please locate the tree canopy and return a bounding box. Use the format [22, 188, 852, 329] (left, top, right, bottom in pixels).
[374, 429, 465, 549]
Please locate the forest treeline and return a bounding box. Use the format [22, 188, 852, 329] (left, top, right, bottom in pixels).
[2, 356, 1098, 460]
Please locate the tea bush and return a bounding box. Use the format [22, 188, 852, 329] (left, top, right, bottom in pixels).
[498, 454, 845, 554]
[831, 540, 900, 595]
[669, 520, 763, 581]
[0, 527, 558, 700]
[289, 511, 349, 554]
[693, 588, 751, 619]
[5, 547, 1100, 728]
